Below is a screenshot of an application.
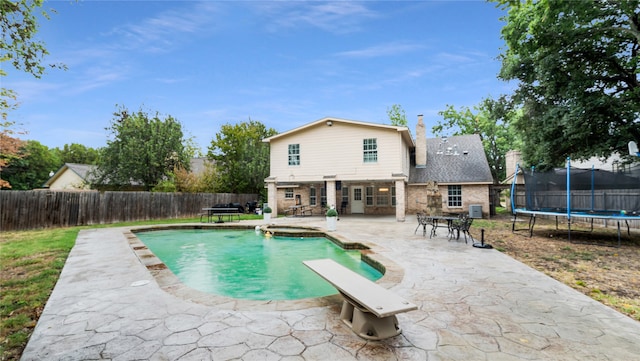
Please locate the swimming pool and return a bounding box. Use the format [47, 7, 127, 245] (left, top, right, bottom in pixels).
[135, 228, 382, 300]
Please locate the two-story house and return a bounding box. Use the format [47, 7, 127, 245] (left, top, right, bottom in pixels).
[263, 116, 493, 221]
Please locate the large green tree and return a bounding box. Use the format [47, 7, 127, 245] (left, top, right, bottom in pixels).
[496, 0, 640, 168]
[208, 120, 277, 195]
[93, 107, 190, 190]
[54, 143, 100, 164]
[1, 140, 60, 189]
[433, 96, 522, 183]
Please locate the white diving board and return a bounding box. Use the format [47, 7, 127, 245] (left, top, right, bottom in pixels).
[303, 258, 417, 340]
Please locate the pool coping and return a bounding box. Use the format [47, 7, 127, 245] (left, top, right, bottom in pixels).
[124, 223, 405, 311]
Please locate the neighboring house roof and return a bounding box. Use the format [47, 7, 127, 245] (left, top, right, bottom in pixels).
[409, 134, 494, 184]
[263, 117, 415, 147]
[44, 158, 210, 189]
[570, 153, 636, 171]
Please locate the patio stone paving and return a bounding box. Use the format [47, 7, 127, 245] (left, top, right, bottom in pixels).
[21, 216, 640, 360]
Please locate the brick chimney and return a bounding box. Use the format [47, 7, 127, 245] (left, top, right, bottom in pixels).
[416, 114, 426, 168]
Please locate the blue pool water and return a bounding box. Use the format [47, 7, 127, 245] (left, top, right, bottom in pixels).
[136, 229, 382, 300]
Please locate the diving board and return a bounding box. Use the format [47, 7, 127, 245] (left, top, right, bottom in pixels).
[303, 258, 417, 340]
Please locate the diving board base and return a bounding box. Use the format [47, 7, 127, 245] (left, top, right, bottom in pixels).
[339, 299, 401, 340]
[303, 258, 416, 341]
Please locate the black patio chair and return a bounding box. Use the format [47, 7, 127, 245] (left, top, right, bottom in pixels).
[449, 214, 474, 243]
[414, 212, 430, 236]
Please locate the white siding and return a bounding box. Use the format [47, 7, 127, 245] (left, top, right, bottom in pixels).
[269, 122, 408, 182]
[49, 170, 88, 190]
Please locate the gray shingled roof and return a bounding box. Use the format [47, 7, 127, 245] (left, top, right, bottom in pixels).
[66, 163, 96, 181]
[409, 134, 494, 184]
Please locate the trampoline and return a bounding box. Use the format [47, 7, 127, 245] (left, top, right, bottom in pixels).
[510, 158, 640, 246]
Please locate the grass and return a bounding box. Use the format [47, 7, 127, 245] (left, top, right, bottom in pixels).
[0, 228, 78, 361]
[0, 214, 262, 361]
[590, 289, 640, 321]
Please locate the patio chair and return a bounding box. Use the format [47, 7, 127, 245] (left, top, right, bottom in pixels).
[449, 214, 474, 243]
[414, 212, 430, 236]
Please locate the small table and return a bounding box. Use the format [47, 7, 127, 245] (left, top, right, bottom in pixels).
[415, 214, 458, 238]
[429, 216, 458, 238]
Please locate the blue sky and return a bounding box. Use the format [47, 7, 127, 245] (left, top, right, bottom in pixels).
[6, 0, 513, 152]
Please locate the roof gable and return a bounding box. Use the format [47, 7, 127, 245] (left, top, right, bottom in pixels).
[44, 163, 97, 187]
[263, 117, 415, 147]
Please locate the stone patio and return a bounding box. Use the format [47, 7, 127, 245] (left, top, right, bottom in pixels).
[21, 216, 640, 360]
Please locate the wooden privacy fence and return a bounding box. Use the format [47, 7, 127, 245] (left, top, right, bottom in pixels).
[0, 190, 259, 231]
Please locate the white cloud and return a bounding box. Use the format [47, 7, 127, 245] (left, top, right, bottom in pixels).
[252, 1, 378, 34]
[335, 42, 425, 58]
[108, 1, 221, 52]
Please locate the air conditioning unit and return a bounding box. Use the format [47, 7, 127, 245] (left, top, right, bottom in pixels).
[469, 205, 482, 219]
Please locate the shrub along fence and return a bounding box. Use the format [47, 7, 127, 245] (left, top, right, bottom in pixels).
[0, 190, 259, 231]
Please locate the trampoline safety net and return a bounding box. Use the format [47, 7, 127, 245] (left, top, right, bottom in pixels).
[513, 164, 640, 215]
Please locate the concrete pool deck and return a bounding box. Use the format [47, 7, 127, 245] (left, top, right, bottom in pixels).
[21, 216, 640, 360]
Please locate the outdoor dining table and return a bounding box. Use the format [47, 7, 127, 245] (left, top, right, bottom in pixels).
[415, 214, 459, 238]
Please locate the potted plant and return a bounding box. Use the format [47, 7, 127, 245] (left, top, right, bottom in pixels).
[326, 206, 338, 231]
[263, 206, 272, 222]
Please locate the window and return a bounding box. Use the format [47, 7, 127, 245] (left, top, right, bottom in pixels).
[448, 185, 462, 207]
[366, 186, 374, 205]
[363, 138, 378, 163]
[376, 187, 389, 205]
[341, 187, 349, 203]
[288, 144, 300, 166]
[285, 188, 294, 199]
[391, 186, 396, 206]
[321, 187, 327, 207]
[310, 187, 316, 206]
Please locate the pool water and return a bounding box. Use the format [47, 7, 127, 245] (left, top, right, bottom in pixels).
[136, 229, 382, 300]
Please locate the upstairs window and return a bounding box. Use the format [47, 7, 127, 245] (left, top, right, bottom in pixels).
[363, 138, 378, 163]
[288, 144, 300, 166]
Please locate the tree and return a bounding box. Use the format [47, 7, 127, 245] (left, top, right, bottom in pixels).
[0, 121, 26, 188]
[208, 119, 277, 195]
[54, 143, 100, 164]
[93, 107, 190, 190]
[2, 1, 65, 187]
[433, 96, 522, 183]
[496, 0, 640, 168]
[1, 0, 65, 120]
[1, 140, 60, 189]
[386, 104, 408, 127]
[172, 162, 217, 193]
